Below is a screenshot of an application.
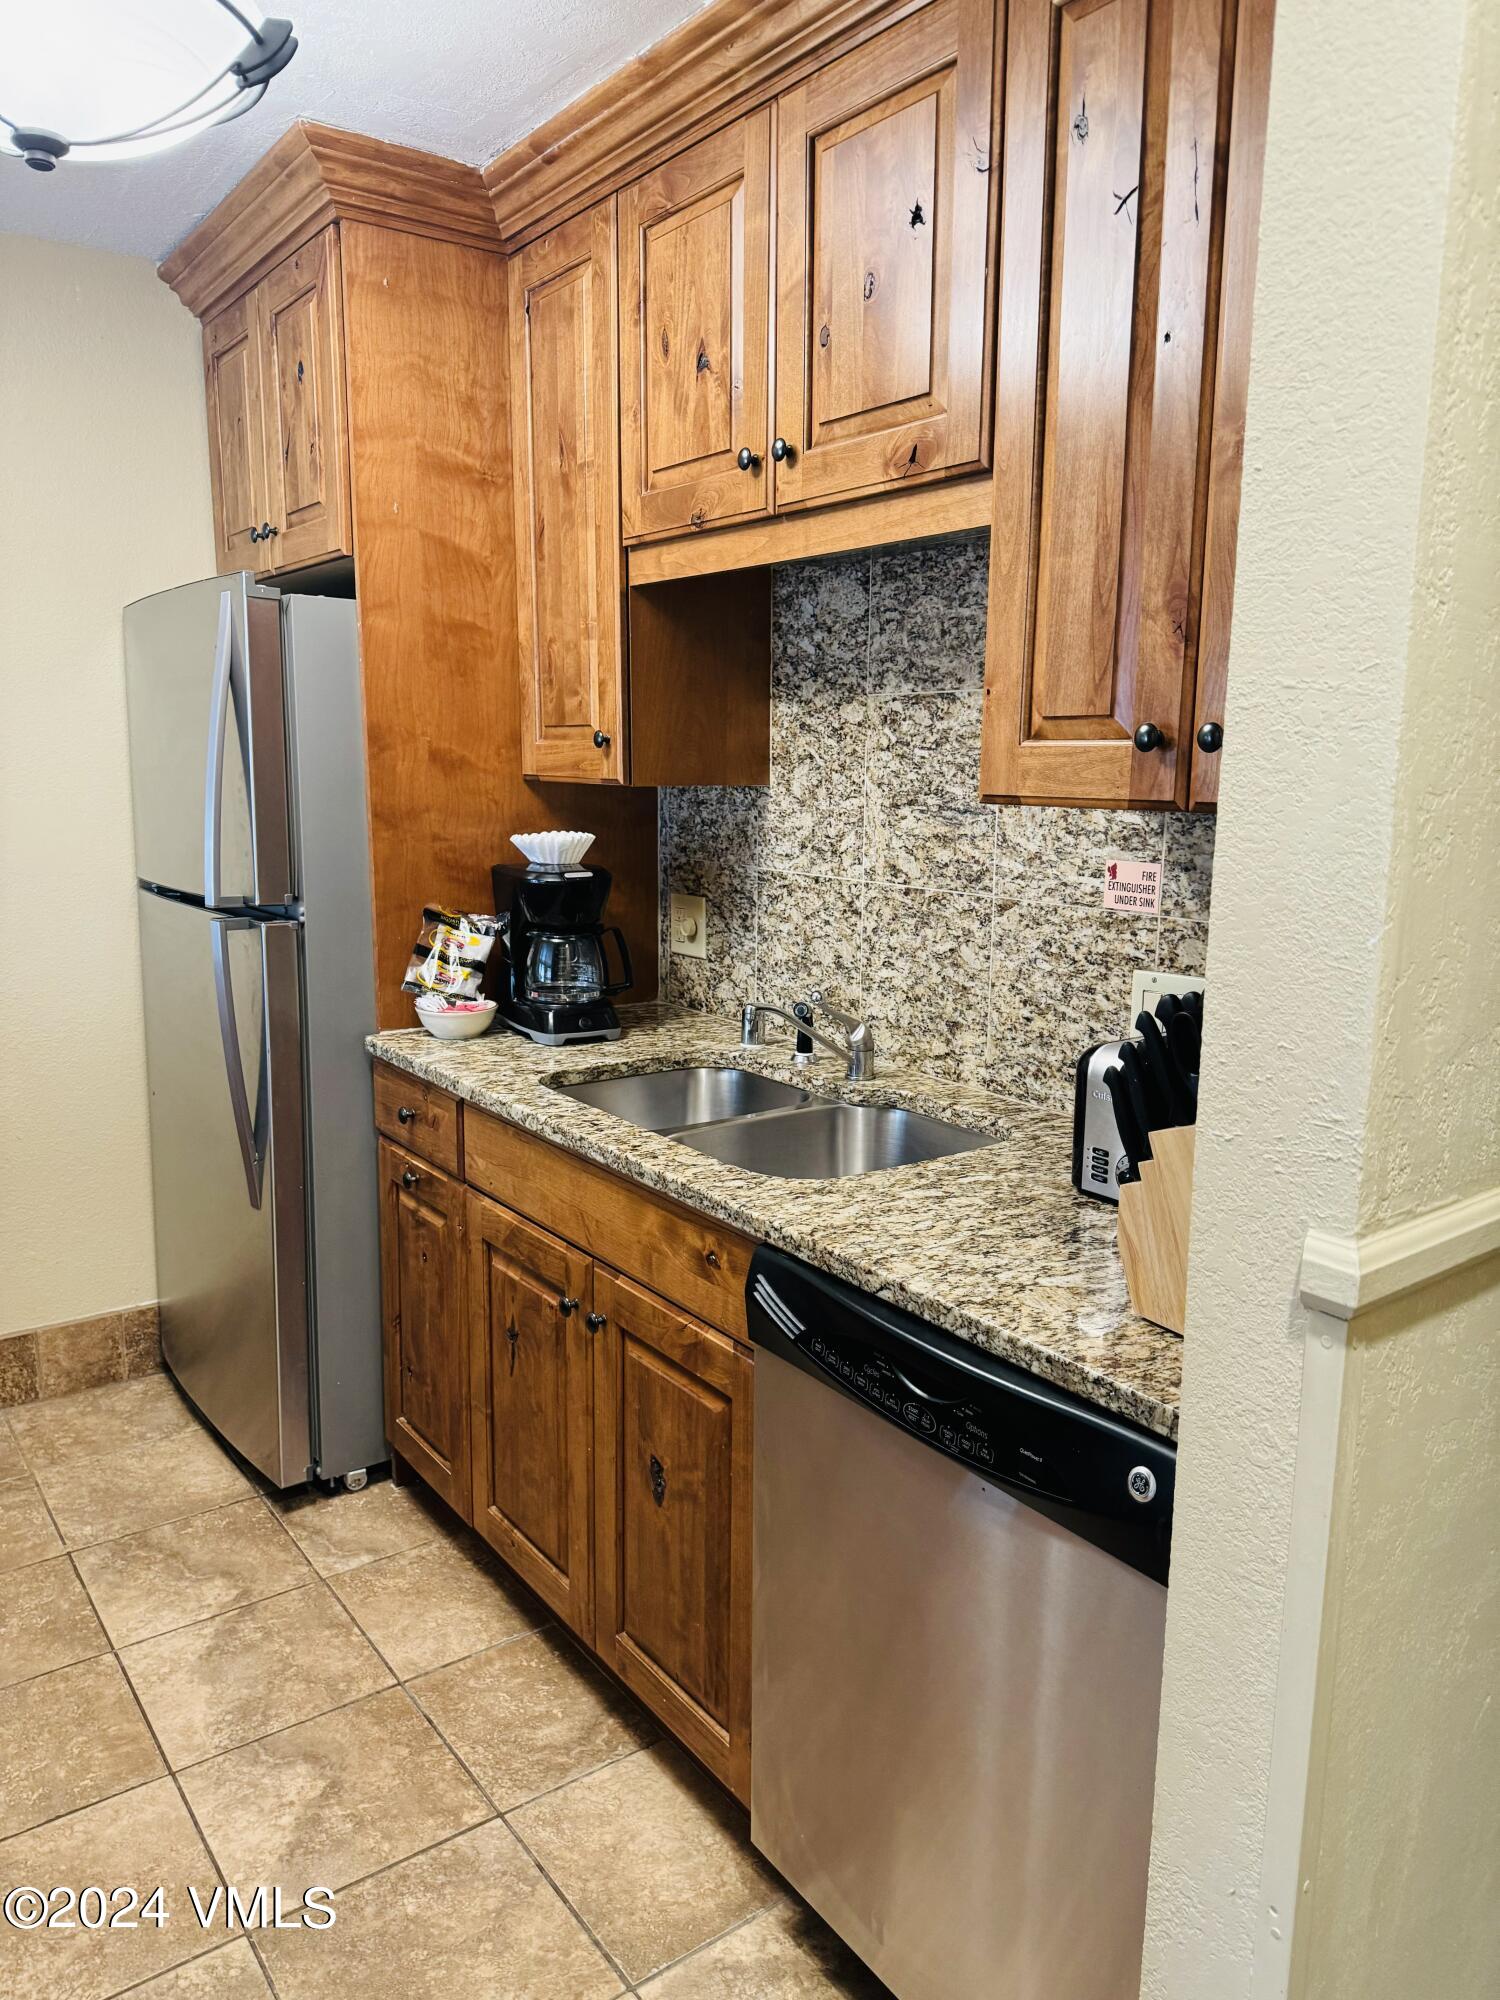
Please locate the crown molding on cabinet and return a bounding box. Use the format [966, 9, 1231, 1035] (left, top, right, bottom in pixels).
[160, 121, 502, 318]
[1298, 1185, 1500, 1322]
[481, 0, 936, 252]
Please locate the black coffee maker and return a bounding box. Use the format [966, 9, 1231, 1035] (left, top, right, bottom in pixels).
[491, 861, 633, 1045]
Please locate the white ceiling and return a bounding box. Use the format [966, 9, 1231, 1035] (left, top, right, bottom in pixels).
[0, 0, 707, 261]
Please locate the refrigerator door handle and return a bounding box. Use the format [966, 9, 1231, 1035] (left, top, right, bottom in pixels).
[203, 590, 235, 909]
[211, 914, 265, 1209]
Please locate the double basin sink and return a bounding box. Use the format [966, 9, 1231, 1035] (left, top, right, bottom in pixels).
[551, 1066, 995, 1181]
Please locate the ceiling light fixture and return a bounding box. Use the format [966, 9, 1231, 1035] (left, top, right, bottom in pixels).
[1, 1, 297, 172]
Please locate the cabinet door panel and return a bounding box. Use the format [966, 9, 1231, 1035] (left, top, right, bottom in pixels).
[593, 1270, 752, 1802]
[468, 1192, 594, 1638]
[260, 227, 351, 570]
[511, 201, 626, 782]
[203, 293, 270, 575]
[378, 1140, 468, 1513]
[775, 0, 998, 508]
[981, 0, 1228, 806]
[619, 112, 773, 539]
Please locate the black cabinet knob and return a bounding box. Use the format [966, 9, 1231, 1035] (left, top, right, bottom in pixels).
[736, 446, 761, 472]
[400, 1169, 418, 1190]
[397, 1105, 416, 1125]
[249, 525, 261, 544]
[261, 522, 277, 540]
[556, 1295, 579, 1318]
[585, 1312, 607, 1332]
[592, 729, 611, 750]
[770, 437, 794, 463]
[1133, 722, 1165, 752]
[1196, 721, 1224, 753]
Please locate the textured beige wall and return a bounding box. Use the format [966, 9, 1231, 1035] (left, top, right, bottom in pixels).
[0, 235, 214, 1337]
[1142, 0, 1488, 1993]
[1286, 0, 1500, 1987]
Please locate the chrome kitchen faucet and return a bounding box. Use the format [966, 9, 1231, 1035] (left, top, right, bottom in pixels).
[740, 989, 876, 1082]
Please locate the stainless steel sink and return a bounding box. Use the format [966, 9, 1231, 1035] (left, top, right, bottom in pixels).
[551, 1064, 995, 1178]
[553, 1066, 811, 1131]
[675, 1101, 996, 1179]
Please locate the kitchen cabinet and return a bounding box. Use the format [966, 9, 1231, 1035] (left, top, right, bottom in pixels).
[201, 226, 351, 577]
[593, 1269, 752, 1799]
[377, 1139, 469, 1515]
[373, 1065, 756, 1801]
[618, 112, 773, 540]
[980, 0, 1233, 809]
[203, 291, 270, 575]
[467, 1192, 596, 1640]
[773, 0, 998, 508]
[257, 228, 351, 572]
[510, 200, 628, 782]
[164, 123, 660, 1025]
[511, 194, 772, 790]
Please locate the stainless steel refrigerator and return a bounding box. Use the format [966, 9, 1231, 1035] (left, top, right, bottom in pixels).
[123, 574, 383, 1489]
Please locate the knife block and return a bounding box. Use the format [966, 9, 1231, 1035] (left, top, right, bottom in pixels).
[1116, 1125, 1196, 1336]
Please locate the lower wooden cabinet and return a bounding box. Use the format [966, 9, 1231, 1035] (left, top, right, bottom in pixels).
[467, 1192, 596, 1641]
[377, 1139, 470, 1516]
[592, 1270, 752, 1800]
[374, 1078, 755, 1802]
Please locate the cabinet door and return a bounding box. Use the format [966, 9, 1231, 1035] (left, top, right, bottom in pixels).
[980, 0, 1228, 807]
[592, 1269, 752, 1802]
[773, 0, 998, 509]
[259, 227, 352, 571]
[510, 201, 627, 782]
[203, 292, 271, 575]
[378, 1139, 469, 1514]
[618, 111, 773, 540]
[467, 1192, 595, 1638]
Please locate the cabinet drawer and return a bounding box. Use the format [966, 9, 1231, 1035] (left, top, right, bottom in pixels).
[465, 1109, 752, 1340]
[373, 1063, 462, 1177]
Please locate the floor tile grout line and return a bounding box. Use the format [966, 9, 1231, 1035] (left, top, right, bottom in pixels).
[633, 1891, 790, 1990]
[157, 1670, 403, 1779]
[84, 1567, 321, 1661]
[390, 1665, 639, 1994]
[500, 1803, 643, 1993]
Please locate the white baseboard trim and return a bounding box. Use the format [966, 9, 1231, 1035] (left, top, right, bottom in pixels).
[1299, 1184, 1500, 1320]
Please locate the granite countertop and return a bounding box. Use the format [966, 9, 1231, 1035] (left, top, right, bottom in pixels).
[368, 1006, 1182, 1441]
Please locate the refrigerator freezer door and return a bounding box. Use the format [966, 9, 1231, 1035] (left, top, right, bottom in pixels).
[137, 890, 310, 1485]
[124, 575, 293, 907]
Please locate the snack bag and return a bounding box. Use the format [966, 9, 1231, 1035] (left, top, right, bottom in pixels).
[401, 907, 501, 1006]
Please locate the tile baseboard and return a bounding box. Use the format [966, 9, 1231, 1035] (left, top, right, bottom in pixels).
[0, 1304, 162, 1408]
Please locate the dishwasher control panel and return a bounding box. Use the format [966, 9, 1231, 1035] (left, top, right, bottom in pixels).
[803, 1333, 1001, 1470]
[748, 1249, 1176, 1582]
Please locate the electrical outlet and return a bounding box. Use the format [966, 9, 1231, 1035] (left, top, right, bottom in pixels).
[1128, 969, 1205, 1031]
[669, 892, 707, 959]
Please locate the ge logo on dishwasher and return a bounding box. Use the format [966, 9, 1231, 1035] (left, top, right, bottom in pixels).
[1127, 1466, 1157, 1503]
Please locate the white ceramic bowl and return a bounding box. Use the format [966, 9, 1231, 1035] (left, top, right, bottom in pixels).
[415, 997, 497, 1041]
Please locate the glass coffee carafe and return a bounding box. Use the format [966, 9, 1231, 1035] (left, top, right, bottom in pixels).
[521, 925, 632, 1007]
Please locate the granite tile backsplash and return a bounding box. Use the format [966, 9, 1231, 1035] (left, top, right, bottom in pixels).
[660, 541, 1214, 1112]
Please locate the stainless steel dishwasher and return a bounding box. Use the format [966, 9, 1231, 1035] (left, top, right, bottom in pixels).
[747, 1248, 1176, 2000]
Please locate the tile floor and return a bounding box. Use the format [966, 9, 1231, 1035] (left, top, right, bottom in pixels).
[0, 1376, 888, 1999]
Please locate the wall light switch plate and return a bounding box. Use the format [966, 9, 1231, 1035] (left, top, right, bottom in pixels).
[669, 892, 708, 959]
[1129, 969, 1205, 1031]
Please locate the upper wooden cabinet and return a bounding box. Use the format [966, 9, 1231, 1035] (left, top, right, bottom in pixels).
[203, 291, 270, 575]
[618, 113, 773, 539]
[258, 229, 351, 572]
[980, 0, 1233, 809]
[774, 0, 998, 508]
[201, 226, 351, 577]
[510, 200, 627, 782]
